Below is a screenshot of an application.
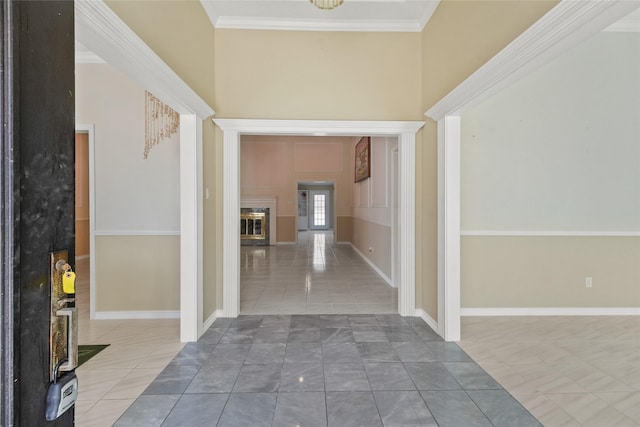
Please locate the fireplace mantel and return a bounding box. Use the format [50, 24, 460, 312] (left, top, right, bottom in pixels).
[241, 197, 277, 245]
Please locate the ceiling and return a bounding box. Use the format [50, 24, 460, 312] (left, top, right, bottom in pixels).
[199, 0, 440, 32]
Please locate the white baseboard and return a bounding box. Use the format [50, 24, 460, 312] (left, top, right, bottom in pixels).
[336, 241, 351, 245]
[350, 243, 393, 287]
[276, 242, 296, 245]
[93, 310, 180, 320]
[415, 308, 440, 335]
[461, 307, 640, 316]
[201, 309, 224, 333]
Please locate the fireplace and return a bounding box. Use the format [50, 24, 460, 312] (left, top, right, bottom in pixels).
[241, 208, 269, 245]
[240, 197, 277, 246]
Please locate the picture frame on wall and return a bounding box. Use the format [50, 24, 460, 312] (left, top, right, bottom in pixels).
[354, 136, 371, 183]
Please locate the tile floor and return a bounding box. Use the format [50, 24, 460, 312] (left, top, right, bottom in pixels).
[74, 258, 185, 426]
[115, 313, 540, 426]
[460, 316, 640, 427]
[240, 231, 398, 314]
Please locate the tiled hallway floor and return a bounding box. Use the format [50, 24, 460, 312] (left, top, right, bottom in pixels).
[240, 231, 398, 314]
[460, 316, 640, 426]
[115, 314, 541, 426]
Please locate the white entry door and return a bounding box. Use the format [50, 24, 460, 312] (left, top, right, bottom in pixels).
[309, 190, 330, 230]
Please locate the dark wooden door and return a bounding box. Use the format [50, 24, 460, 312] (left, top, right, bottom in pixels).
[1, 1, 75, 425]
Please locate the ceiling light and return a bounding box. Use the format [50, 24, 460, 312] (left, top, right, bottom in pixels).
[310, 0, 344, 11]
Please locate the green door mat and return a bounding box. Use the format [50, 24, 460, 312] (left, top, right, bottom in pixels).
[78, 344, 109, 367]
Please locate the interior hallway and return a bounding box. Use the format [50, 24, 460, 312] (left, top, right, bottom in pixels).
[241, 231, 398, 315]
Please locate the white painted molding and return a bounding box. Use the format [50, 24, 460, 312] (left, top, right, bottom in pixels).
[415, 309, 439, 335]
[94, 230, 181, 236]
[214, 119, 424, 319]
[425, 0, 640, 120]
[75, 50, 105, 64]
[223, 130, 241, 318]
[180, 115, 203, 343]
[398, 131, 416, 317]
[276, 242, 297, 245]
[461, 307, 640, 316]
[93, 310, 180, 320]
[212, 16, 424, 33]
[241, 196, 277, 246]
[213, 119, 424, 136]
[75, 0, 214, 119]
[350, 244, 393, 287]
[418, 1, 440, 32]
[461, 230, 640, 237]
[604, 8, 640, 32]
[201, 309, 224, 335]
[438, 116, 461, 342]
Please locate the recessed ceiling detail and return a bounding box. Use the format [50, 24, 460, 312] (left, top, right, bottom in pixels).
[200, 0, 440, 32]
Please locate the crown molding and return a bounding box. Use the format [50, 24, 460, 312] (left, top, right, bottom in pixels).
[212, 119, 424, 135]
[425, 0, 640, 120]
[418, 1, 439, 31]
[213, 16, 423, 32]
[75, 50, 105, 64]
[75, 0, 214, 119]
[604, 9, 640, 32]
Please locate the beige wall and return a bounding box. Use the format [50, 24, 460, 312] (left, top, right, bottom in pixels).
[95, 235, 180, 311]
[462, 236, 640, 308]
[352, 218, 392, 280]
[214, 29, 421, 120]
[105, 0, 215, 106]
[417, 1, 558, 320]
[241, 135, 355, 243]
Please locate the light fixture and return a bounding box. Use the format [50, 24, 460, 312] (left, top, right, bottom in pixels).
[310, 0, 344, 10]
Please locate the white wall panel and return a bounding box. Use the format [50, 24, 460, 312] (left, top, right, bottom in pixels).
[461, 32, 640, 232]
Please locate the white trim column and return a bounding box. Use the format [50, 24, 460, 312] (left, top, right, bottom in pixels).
[437, 116, 461, 341]
[398, 132, 416, 317]
[179, 115, 203, 342]
[223, 131, 241, 318]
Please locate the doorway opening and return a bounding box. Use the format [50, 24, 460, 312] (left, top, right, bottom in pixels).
[297, 181, 335, 236]
[217, 119, 423, 320]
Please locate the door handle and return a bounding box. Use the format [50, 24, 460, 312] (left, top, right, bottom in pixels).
[55, 307, 78, 372]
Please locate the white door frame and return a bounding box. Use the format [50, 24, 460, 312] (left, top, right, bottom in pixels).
[214, 119, 424, 319]
[425, 0, 638, 342]
[390, 148, 400, 288]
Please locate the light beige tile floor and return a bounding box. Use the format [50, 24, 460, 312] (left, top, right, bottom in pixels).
[240, 230, 398, 314]
[460, 316, 640, 427]
[74, 258, 184, 427]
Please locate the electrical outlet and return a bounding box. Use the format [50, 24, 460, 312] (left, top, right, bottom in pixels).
[586, 277, 593, 288]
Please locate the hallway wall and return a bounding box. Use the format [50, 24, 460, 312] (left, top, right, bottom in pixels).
[460, 31, 640, 310]
[351, 136, 398, 283]
[75, 63, 180, 314]
[241, 135, 355, 243]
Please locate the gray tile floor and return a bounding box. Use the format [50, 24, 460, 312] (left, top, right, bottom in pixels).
[115, 314, 541, 426]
